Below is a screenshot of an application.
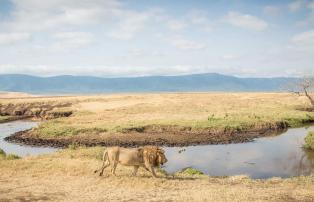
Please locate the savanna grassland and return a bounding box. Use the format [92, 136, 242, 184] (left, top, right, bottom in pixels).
[1, 93, 314, 201]
[1, 147, 314, 202]
[1, 93, 314, 146]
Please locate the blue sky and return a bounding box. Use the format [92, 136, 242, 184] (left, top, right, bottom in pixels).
[0, 0, 313, 77]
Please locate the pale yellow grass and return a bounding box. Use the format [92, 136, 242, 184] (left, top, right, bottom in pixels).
[1, 93, 314, 137]
[1, 148, 314, 202]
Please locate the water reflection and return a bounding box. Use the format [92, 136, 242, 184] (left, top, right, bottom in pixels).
[163, 126, 314, 179]
[0, 121, 58, 157]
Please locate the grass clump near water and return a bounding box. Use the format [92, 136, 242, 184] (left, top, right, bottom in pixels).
[0, 116, 11, 123]
[178, 167, 204, 176]
[304, 131, 314, 150]
[0, 148, 20, 160]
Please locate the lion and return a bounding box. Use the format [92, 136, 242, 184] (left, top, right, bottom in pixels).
[94, 146, 167, 177]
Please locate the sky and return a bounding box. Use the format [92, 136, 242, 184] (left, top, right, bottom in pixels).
[0, 0, 313, 78]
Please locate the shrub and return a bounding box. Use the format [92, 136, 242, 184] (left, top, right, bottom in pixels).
[304, 131, 314, 150]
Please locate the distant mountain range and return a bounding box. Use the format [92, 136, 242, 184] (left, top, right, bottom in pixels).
[0, 73, 299, 94]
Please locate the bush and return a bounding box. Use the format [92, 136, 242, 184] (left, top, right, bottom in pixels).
[304, 131, 314, 150]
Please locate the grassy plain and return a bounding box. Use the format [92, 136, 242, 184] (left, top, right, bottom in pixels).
[2, 93, 314, 138]
[1, 93, 314, 201]
[1, 147, 314, 201]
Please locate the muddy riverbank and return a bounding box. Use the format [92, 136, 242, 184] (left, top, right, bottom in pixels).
[5, 122, 290, 148]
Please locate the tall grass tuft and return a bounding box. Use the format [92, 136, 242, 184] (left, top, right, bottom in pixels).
[0, 148, 20, 160]
[304, 131, 314, 150]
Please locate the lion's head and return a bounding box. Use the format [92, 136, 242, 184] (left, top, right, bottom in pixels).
[143, 146, 168, 167]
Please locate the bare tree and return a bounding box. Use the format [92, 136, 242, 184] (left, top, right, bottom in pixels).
[289, 77, 314, 108]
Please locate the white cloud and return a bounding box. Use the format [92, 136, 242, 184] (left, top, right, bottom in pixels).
[4, 0, 121, 32]
[308, 1, 314, 10]
[168, 35, 205, 50]
[291, 30, 314, 50]
[0, 32, 30, 45]
[187, 9, 212, 32]
[52, 32, 93, 50]
[166, 19, 188, 32]
[108, 11, 152, 40]
[0, 64, 208, 77]
[295, 1, 314, 26]
[288, 0, 305, 12]
[127, 49, 164, 57]
[188, 9, 208, 25]
[222, 54, 239, 60]
[223, 11, 268, 31]
[263, 6, 281, 16]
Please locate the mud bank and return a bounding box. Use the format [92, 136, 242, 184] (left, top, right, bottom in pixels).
[0, 102, 73, 120]
[0, 116, 31, 123]
[5, 121, 292, 148]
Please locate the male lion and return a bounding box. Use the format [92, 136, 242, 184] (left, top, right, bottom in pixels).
[94, 146, 167, 177]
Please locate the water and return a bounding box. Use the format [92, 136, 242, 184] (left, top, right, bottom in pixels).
[163, 126, 314, 179]
[0, 121, 58, 157]
[1, 121, 314, 178]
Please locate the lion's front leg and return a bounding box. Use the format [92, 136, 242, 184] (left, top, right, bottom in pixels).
[144, 162, 157, 178]
[150, 167, 157, 178]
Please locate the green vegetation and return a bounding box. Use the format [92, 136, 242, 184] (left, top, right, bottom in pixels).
[156, 167, 168, 175]
[34, 120, 107, 137]
[0, 148, 5, 156]
[304, 131, 314, 150]
[0, 148, 20, 160]
[178, 167, 204, 176]
[0, 116, 11, 123]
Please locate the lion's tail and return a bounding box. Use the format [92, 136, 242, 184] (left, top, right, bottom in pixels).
[94, 149, 108, 173]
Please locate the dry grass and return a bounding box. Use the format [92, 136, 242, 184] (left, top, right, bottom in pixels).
[1, 93, 313, 137]
[1, 147, 314, 202]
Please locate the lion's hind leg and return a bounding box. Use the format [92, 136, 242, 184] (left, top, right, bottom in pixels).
[95, 150, 110, 176]
[132, 166, 139, 176]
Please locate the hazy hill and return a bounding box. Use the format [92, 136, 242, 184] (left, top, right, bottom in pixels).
[0, 73, 297, 94]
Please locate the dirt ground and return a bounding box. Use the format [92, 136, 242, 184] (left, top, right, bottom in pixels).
[1, 148, 314, 202]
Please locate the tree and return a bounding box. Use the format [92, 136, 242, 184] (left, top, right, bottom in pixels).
[290, 77, 314, 109]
